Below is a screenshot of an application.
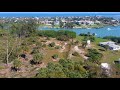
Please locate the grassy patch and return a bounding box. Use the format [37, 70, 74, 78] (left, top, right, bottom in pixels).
[100, 50, 120, 64]
[43, 49, 65, 64]
[94, 37, 108, 44]
[0, 66, 5, 70]
[76, 36, 84, 42]
[70, 55, 84, 62]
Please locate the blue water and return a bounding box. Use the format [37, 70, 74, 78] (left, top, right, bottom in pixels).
[0, 12, 120, 19]
[38, 26, 120, 37]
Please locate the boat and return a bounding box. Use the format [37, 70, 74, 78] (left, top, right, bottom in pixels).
[107, 28, 111, 31]
[87, 28, 91, 29]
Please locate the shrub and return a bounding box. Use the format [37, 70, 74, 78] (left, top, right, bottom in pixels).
[72, 52, 80, 56]
[13, 58, 22, 70]
[35, 41, 42, 47]
[28, 37, 36, 43]
[52, 54, 58, 59]
[46, 37, 50, 40]
[42, 44, 46, 47]
[87, 49, 103, 63]
[49, 42, 55, 47]
[31, 49, 40, 54]
[74, 40, 79, 44]
[55, 46, 60, 49]
[21, 46, 30, 52]
[57, 35, 69, 41]
[31, 53, 43, 64]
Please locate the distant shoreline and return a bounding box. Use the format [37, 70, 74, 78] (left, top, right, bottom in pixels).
[39, 24, 120, 29]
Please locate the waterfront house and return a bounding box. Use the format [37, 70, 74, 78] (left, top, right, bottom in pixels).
[114, 58, 120, 64]
[99, 41, 120, 51]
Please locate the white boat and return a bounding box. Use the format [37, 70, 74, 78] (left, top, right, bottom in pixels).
[107, 28, 111, 31]
[87, 28, 91, 29]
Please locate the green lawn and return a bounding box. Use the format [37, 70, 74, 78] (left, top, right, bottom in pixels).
[100, 50, 120, 64]
[76, 36, 108, 44]
[70, 56, 85, 62]
[94, 37, 108, 44]
[76, 35, 120, 64]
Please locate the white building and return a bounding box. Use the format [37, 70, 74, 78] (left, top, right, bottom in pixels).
[101, 63, 111, 76]
[99, 41, 120, 51]
[87, 40, 91, 45]
[101, 63, 110, 70]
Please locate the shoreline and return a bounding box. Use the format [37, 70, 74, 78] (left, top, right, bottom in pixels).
[39, 24, 120, 29]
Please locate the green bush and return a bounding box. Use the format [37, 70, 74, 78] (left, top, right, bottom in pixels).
[13, 58, 22, 69]
[57, 35, 69, 41]
[28, 37, 36, 43]
[72, 52, 80, 56]
[37, 30, 76, 41]
[21, 46, 30, 52]
[42, 44, 46, 47]
[32, 53, 43, 64]
[55, 46, 60, 49]
[49, 42, 55, 47]
[31, 48, 40, 54]
[35, 41, 42, 47]
[87, 49, 103, 63]
[46, 37, 50, 40]
[52, 54, 58, 59]
[74, 40, 79, 44]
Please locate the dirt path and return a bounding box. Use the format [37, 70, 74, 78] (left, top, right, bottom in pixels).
[73, 46, 88, 60]
[60, 42, 67, 52]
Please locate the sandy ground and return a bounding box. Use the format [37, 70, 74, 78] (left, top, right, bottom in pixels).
[73, 46, 88, 60]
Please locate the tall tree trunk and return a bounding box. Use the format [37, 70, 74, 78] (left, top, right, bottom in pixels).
[6, 38, 9, 64]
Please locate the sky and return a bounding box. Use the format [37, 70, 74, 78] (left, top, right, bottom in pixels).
[0, 12, 120, 18]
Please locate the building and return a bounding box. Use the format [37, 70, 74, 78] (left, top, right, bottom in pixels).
[101, 63, 110, 70]
[99, 41, 120, 51]
[114, 58, 120, 64]
[101, 63, 111, 76]
[87, 40, 91, 45]
[109, 44, 120, 50]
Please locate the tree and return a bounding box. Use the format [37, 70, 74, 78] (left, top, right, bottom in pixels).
[59, 20, 64, 28]
[64, 22, 74, 29]
[92, 33, 96, 36]
[3, 29, 19, 64]
[87, 49, 103, 63]
[114, 39, 118, 43]
[47, 63, 66, 78]
[87, 32, 91, 36]
[51, 21, 55, 28]
[10, 18, 39, 38]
